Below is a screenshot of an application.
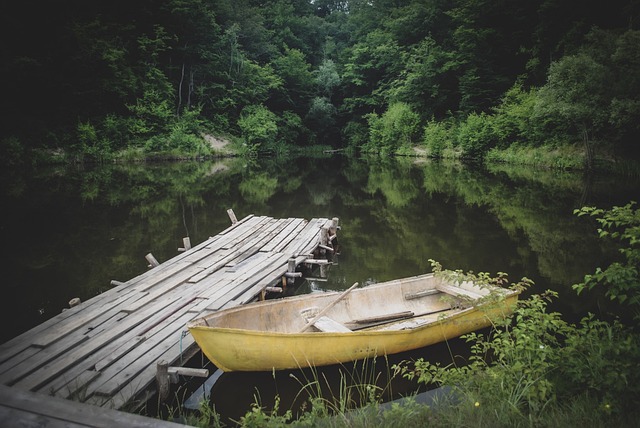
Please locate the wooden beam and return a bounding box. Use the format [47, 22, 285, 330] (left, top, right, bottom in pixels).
[227, 208, 238, 224]
[156, 360, 170, 403]
[178, 237, 192, 252]
[145, 253, 160, 268]
[0, 384, 185, 428]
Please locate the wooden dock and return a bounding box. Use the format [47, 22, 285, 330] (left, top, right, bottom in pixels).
[0, 213, 339, 412]
[0, 384, 191, 427]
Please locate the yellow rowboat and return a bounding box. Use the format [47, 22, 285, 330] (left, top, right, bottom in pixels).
[187, 273, 520, 372]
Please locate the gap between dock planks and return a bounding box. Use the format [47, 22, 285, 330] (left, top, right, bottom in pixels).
[0, 213, 337, 411]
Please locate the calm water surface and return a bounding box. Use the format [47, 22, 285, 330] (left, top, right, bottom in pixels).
[1, 155, 638, 419]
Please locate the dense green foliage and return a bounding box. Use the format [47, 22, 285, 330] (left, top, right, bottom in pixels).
[574, 202, 640, 319]
[1, 0, 638, 164]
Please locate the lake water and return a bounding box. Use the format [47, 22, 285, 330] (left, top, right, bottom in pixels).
[1, 154, 638, 419]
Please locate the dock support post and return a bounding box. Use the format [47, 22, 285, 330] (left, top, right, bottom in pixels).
[145, 253, 160, 268]
[286, 258, 296, 286]
[330, 217, 339, 233]
[156, 360, 170, 403]
[227, 208, 238, 224]
[320, 226, 330, 256]
[329, 217, 339, 244]
[178, 237, 192, 252]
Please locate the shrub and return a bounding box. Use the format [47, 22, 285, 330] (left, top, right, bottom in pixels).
[75, 121, 112, 162]
[456, 112, 496, 160]
[491, 84, 541, 148]
[365, 102, 420, 154]
[238, 105, 278, 149]
[556, 315, 640, 408]
[277, 111, 305, 145]
[423, 120, 455, 158]
[342, 120, 369, 150]
[573, 202, 640, 316]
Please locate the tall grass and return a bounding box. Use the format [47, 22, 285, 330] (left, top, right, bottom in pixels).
[485, 144, 586, 169]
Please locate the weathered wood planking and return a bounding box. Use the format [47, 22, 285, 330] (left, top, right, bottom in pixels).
[0, 213, 337, 413]
[0, 384, 190, 428]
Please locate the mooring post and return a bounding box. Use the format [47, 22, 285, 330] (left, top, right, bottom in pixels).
[330, 217, 339, 234]
[227, 208, 238, 225]
[329, 217, 339, 243]
[156, 360, 170, 403]
[68, 298, 81, 308]
[145, 253, 160, 268]
[320, 226, 330, 255]
[178, 237, 192, 252]
[320, 264, 327, 278]
[286, 258, 297, 286]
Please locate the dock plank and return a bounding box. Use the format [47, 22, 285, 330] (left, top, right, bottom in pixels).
[31, 292, 142, 348]
[223, 254, 294, 308]
[37, 334, 146, 397]
[122, 263, 203, 313]
[200, 252, 281, 306]
[89, 312, 197, 398]
[266, 218, 309, 253]
[187, 218, 279, 283]
[282, 218, 326, 256]
[0, 384, 190, 427]
[0, 346, 41, 377]
[0, 282, 136, 361]
[0, 331, 90, 386]
[12, 294, 184, 391]
[55, 369, 102, 399]
[99, 334, 196, 410]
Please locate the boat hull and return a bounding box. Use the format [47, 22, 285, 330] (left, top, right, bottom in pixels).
[188, 290, 518, 372]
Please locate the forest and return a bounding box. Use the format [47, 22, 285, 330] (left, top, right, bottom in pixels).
[1, 0, 639, 167]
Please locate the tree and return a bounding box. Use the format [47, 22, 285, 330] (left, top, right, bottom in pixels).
[305, 97, 337, 141]
[535, 53, 610, 169]
[341, 30, 404, 116]
[269, 48, 314, 115]
[365, 102, 420, 153]
[237, 105, 278, 148]
[390, 37, 461, 119]
[608, 30, 640, 155]
[315, 59, 341, 98]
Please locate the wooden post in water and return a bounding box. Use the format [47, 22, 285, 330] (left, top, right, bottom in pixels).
[145, 253, 160, 268]
[320, 226, 330, 256]
[285, 258, 297, 286]
[330, 217, 339, 234]
[156, 360, 170, 403]
[178, 237, 192, 252]
[329, 217, 339, 244]
[227, 208, 238, 224]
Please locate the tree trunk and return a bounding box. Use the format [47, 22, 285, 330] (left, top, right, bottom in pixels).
[177, 62, 185, 117]
[582, 124, 594, 170]
[187, 68, 194, 110]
